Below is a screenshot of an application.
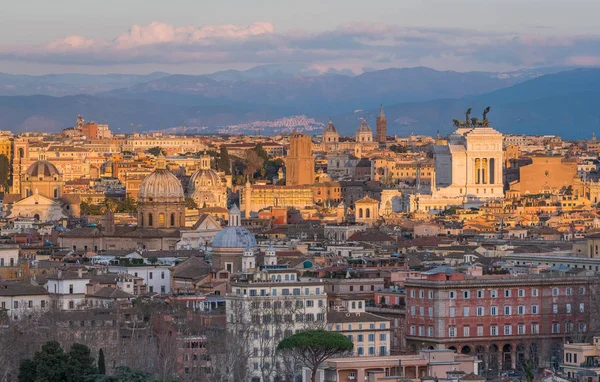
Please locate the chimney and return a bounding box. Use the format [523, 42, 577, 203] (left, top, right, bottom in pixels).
[57, 270, 62, 279]
[78, 268, 82, 279]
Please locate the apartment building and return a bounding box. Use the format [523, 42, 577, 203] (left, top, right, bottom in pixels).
[405, 269, 596, 374]
[0, 280, 49, 320]
[225, 270, 327, 382]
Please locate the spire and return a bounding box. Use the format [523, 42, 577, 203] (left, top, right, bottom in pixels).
[156, 152, 166, 169]
[378, 105, 386, 119]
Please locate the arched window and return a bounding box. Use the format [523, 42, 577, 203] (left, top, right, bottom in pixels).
[359, 208, 363, 218]
[366, 208, 370, 218]
[158, 213, 165, 227]
[170, 213, 176, 227]
[148, 213, 153, 227]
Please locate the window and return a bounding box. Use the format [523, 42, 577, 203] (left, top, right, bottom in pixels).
[580, 287, 586, 295]
[419, 307, 424, 316]
[518, 289, 525, 297]
[490, 306, 498, 316]
[379, 333, 386, 341]
[13, 301, 18, 309]
[552, 323, 560, 333]
[449, 307, 455, 317]
[419, 326, 425, 336]
[368, 347, 375, 356]
[428, 327, 434, 337]
[580, 303, 585, 313]
[358, 334, 364, 342]
[531, 323, 539, 334]
[566, 287, 572, 296]
[532, 305, 539, 314]
[552, 304, 558, 314]
[448, 327, 457, 337]
[477, 306, 484, 316]
[490, 290, 498, 298]
[518, 324, 526, 335]
[410, 326, 416, 335]
[463, 307, 469, 317]
[532, 288, 539, 297]
[161, 272, 165, 279]
[463, 326, 470, 337]
[357, 347, 364, 356]
[504, 289, 511, 297]
[477, 325, 484, 336]
[566, 304, 572, 314]
[463, 291, 470, 299]
[368, 334, 375, 342]
[428, 291, 434, 299]
[410, 290, 416, 298]
[419, 290, 424, 298]
[504, 306, 511, 316]
[477, 290, 484, 298]
[160, 286, 165, 293]
[449, 291, 456, 299]
[428, 307, 433, 317]
[410, 306, 416, 316]
[149, 272, 153, 280]
[69, 284, 74, 294]
[566, 322, 573, 333]
[490, 325, 498, 336]
[552, 288, 559, 296]
[518, 306, 525, 315]
[504, 325, 512, 335]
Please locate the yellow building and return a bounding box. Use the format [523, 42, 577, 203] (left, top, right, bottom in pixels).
[241, 181, 314, 217]
[0, 137, 11, 162]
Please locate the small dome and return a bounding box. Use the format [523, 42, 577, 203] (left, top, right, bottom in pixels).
[212, 226, 257, 249]
[357, 119, 372, 133]
[323, 120, 338, 134]
[138, 169, 184, 201]
[188, 168, 221, 193]
[26, 160, 60, 177]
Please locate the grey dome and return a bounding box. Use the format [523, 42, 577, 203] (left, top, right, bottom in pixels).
[357, 119, 372, 133]
[212, 226, 257, 249]
[323, 120, 338, 134]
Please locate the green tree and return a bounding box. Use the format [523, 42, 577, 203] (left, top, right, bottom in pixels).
[185, 197, 198, 209]
[253, 144, 269, 162]
[217, 146, 231, 174]
[112, 366, 152, 382]
[244, 150, 264, 178]
[18, 359, 37, 382]
[32, 341, 69, 382]
[277, 330, 353, 382]
[66, 343, 97, 382]
[146, 147, 165, 156]
[97, 348, 106, 375]
[0, 154, 10, 192]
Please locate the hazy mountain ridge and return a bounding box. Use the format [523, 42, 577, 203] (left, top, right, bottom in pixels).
[0, 67, 598, 138]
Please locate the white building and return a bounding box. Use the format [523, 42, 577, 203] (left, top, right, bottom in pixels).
[46, 269, 90, 310]
[406, 123, 504, 212]
[108, 265, 171, 294]
[225, 270, 328, 382]
[0, 244, 19, 267]
[0, 280, 50, 320]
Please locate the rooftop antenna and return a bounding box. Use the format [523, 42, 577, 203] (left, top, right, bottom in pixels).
[131, 122, 134, 136]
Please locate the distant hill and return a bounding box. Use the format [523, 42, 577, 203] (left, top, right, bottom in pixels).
[107, 67, 550, 115]
[332, 69, 600, 139]
[0, 66, 596, 138]
[0, 72, 170, 97]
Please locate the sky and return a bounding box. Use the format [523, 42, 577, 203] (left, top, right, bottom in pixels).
[2, 0, 600, 75]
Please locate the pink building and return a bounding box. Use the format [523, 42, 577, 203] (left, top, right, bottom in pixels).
[306, 349, 478, 381]
[405, 268, 595, 375]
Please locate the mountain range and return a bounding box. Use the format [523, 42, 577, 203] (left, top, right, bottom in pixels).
[0, 65, 597, 139]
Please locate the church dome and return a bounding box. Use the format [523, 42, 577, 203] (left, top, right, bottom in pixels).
[188, 168, 221, 192]
[26, 160, 60, 177]
[356, 119, 372, 133]
[138, 169, 184, 201]
[212, 226, 257, 249]
[323, 120, 338, 134]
